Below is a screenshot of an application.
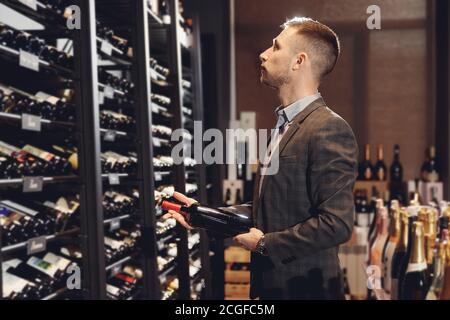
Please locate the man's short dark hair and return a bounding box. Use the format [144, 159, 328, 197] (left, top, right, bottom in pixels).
[282, 17, 340, 81]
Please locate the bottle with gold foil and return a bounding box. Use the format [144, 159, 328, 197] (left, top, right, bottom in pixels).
[426, 233, 447, 300]
[371, 207, 389, 272]
[383, 200, 401, 293]
[373, 144, 387, 181]
[401, 221, 429, 300]
[439, 234, 450, 300]
[391, 208, 409, 299]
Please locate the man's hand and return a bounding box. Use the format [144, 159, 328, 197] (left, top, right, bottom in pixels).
[162, 191, 197, 230]
[233, 228, 264, 251]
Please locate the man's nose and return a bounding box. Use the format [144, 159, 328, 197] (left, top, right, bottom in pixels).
[259, 50, 268, 62]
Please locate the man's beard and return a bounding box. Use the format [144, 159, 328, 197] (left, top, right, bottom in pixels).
[260, 70, 290, 90]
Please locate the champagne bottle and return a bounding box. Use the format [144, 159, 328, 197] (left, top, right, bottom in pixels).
[358, 144, 373, 180]
[426, 239, 447, 299]
[391, 208, 409, 299]
[401, 221, 429, 300]
[439, 232, 450, 299]
[390, 144, 403, 182]
[398, 206, 420, 299]
[370, 206, 389, 273]
[421, 146, 439, 182]
[373, 144, 387, 181]
[161, 200, 253, 237]
[383, 200, 401, 293]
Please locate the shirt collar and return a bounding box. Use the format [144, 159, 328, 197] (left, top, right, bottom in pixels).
[275, 92, 322, 123]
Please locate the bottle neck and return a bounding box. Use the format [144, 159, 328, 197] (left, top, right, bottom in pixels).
[409, 222, 426, 265]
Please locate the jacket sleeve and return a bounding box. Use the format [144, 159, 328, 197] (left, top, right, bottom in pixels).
[264, 116, 358, 267]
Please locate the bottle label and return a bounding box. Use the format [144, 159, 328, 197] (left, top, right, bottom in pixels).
[43, 252, 71, 271]
[3, 272, 30, 297]
[406, 261, 427, 273]
[2, 259, 23, 271]
[104, 237, 123, 250]
[27, 256, 59, 277]
[106, 284, 120, 296]
[23, 145, 55, 162]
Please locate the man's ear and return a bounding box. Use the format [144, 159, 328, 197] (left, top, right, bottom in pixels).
[293, 52, 307, 70]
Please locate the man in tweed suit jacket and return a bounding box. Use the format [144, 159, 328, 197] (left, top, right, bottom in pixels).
[165, 17, 358, 300]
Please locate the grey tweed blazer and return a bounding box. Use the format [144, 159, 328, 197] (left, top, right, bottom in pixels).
[231, 97, 358, 300]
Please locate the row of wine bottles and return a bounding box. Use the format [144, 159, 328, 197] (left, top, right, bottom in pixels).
[106, 264, 142, 300]
[0, 141, 77, 178]
[0, 196, 79, 246]
[2, 249, 79, 300]
[0, 85, 75, 122]
[103, 189, 138, 219]
[104, 221, 142, 265]
[368, 198, 450, 300]
[358, 144, 440, 183]
[0, 23, 73, 69]
[99, 70, 134, 96]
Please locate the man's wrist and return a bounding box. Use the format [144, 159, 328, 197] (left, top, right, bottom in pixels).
[256, 235, 268, 256]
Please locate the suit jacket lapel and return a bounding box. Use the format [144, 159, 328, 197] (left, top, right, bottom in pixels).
[255, 98, 326, 221]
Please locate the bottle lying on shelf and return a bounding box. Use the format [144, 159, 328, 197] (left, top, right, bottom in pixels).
[3, 252, 79, 300]
[0, 86, 75, 122]
[96, 21, 133, 59]
[99, 70, 134, 96]
[100, 110, 135, 132]
[0, 141, 76, 178]
[152, 124, 172, 138]
[0, 23, 73, 69]
[0, 197, 80, 246]
[150, 57, 170, 78]
[151, 93, 171, 108]
[161, 200, 253, 237]
[101, 151, 137, 174]
[103, 190, 138, 218]
[104, 223, 142, 264]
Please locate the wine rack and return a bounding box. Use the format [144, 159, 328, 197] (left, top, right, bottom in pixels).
[0, 0, 211, 300]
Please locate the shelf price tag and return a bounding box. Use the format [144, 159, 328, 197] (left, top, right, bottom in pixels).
[109, 218, 121, 231]
[22, 113, 42, 132]
[19, 0, 37, 11]
[103, 86, 115, 99]
[154, 172, 162, 181]
[108, 173, 120, 185]
[27, 236, 47, 255]
[23, 176, 44, 193]
[104, 130, 116, 142]
[98, 92, 105, 105]
[100, 40, 114, 56]
[152, 137, 161, 147]
[19, 50, 40, 72]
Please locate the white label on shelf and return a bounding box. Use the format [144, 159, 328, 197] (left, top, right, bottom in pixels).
[100, 40, 114, 56]
[23, 176, 44, 193]
[22, 113, 42, 132]
[19, 0, 37, 11]
[110, 218, 121, 231]
[111, 264, 122, 276]
[27, 236, 47, 255]
[98, 91, 105, 105]
[104, 130, 116, 142]
[162, 14, 171, 25]
[108, 173, 120, 185]
[152, 137, 161, 147]
[103, 85, 115, 99]
[154, 172, 162, 181]
[19, 50, 39, 72]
